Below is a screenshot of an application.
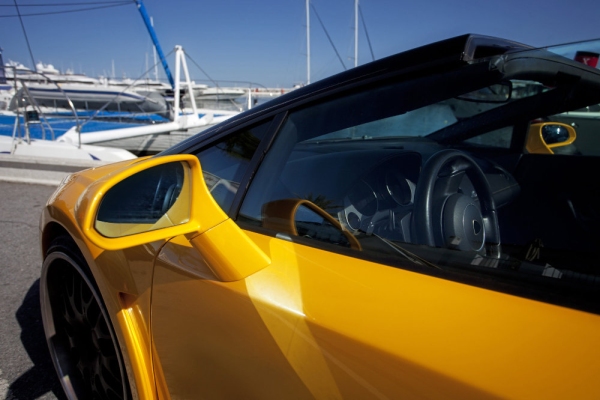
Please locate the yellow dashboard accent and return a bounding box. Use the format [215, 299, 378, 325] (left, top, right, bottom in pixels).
[262, 198, 361, 250]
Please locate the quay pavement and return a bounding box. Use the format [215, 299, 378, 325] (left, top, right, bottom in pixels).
[0, 154, 109, 186]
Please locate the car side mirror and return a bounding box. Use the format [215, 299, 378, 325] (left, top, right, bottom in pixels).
[76, 154, 270, 281]
[526, 122, 576, 154]
[76, 154, 228, 251]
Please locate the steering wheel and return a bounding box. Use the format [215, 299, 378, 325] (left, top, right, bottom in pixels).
[262, 198, 362, 250]
[411, 149, 501, 256]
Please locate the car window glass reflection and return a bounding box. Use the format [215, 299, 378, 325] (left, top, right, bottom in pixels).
[238, 67, 600, 313]
[196, 120, 271, 212]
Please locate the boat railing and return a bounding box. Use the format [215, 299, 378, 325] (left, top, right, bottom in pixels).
[9, 66, 82, 148]
[77, 75, 170, 131]
[7, 65, 176, 148]
[13, 84, 56, 142]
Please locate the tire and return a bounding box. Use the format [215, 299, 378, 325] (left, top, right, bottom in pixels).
[40, 236, 131, 400]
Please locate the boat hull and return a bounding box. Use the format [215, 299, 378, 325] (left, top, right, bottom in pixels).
[10, 85, 169, 114]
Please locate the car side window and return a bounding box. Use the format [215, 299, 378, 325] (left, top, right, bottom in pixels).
[196, 120, 271, 212]
[238, 79, 437, 248]
[237, 74, 600, 314]
[238, 75, 484, 248]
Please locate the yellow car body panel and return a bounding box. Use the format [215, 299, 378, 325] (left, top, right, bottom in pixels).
[149, 229, 600, 399]
[41, 158, 161, 400]
[41, 154, 600, 399]
[40, 155, 272, 399]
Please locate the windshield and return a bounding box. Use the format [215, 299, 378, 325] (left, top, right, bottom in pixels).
[308, 80, 546, 146]
[303, 39, 600, 152]
[546, 38, 600, 65]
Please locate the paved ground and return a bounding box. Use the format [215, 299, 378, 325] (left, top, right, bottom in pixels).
[0, 155, 121, 400]
[0, 181, 66, 400]
[0, 154, 103, 187]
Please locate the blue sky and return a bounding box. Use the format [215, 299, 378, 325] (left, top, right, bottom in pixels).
[1, 0, 599, 88]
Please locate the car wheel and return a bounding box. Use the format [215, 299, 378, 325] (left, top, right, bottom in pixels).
[40, 236, 131, 400]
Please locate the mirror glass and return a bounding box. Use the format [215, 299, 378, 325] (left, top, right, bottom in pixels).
[95, 161, 191, 238]
[542, 124, 570, 144]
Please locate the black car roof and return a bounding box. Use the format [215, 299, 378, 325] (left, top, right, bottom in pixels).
[251, 34, 531, 113]
[162, 34, 535, 155]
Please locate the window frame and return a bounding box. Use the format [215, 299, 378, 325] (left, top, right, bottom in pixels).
[183, 114, 284, 216]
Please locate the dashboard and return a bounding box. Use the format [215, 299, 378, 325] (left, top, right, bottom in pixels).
[281, 141, 520, 246]
[340, 152, 421, 242]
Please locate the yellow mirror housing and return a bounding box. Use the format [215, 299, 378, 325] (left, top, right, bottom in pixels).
[526, 122, 576, 154]
[76, 154, 228, 251]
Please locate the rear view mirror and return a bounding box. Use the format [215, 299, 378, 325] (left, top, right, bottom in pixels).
[457, 82, 512, 103]
[526, 122, 576, 154]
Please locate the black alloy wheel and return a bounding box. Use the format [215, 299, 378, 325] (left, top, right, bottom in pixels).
[40, 238, 131, 400]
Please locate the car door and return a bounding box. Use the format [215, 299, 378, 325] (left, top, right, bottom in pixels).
[149, 80, 600, 399]
[149, 118, 320, 399]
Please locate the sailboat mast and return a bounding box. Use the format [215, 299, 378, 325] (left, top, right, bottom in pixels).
[151, 17, 159, 82]
[135, 0, 175, 88]
[355, 0, 359, 68]
[306, 0, 311, 85]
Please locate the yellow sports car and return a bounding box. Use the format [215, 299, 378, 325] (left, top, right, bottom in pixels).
[40, 35, 600, 399]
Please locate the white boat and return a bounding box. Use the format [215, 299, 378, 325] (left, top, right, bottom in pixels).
[9, 82, 169, 115]
[180, 84, 245, 107]
[0, 47, 237, 159]
[194, 86, 246, 100]
[0, 52, 139, 161]
[107, 77, 173, 97]
[0, 50, 15, 111]
[0, 106, 138, 161]
[0, 1, 240, 160]
[4, 59, 169, 115]
[56, 46, 238, 150]
[0, 133, 136, 161]
[0, 83, 13, 112]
